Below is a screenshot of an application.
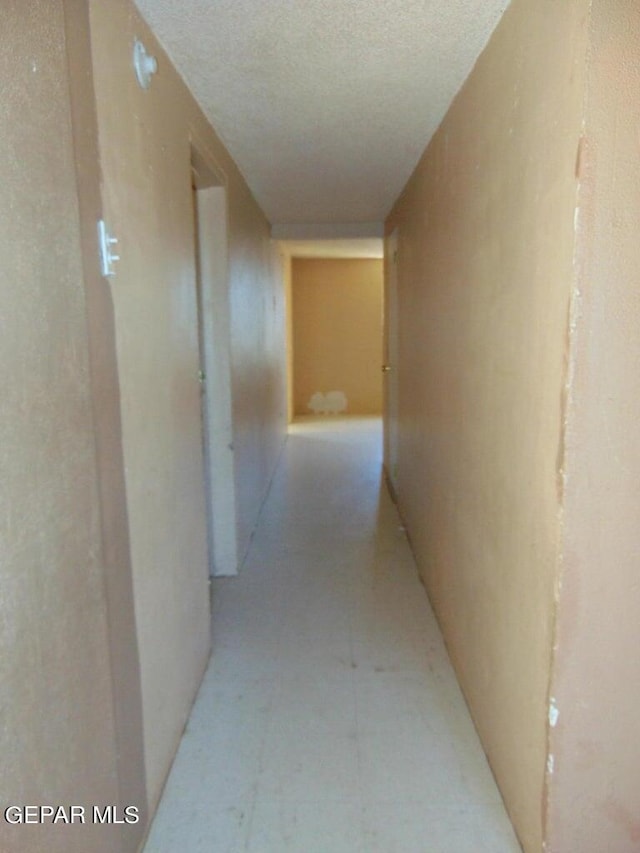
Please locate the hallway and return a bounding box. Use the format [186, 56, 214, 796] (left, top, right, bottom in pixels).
[145, 418, 520, 852]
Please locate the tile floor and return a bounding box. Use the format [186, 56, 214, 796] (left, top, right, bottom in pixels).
[144, 417, 521, 852]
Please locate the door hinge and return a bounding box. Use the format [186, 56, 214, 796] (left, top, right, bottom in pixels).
[97, 219, 120, 278]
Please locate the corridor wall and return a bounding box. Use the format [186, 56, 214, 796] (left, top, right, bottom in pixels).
[546, 2, 640, 850]
[1, 1, 288, 849]
[387, 0, 640, 849]
[385, 0, 590, 849]
[88, 0, 287, 815]
[0, 3, 129, 851]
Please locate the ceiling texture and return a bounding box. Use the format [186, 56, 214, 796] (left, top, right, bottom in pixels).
[135, 0, 510, 235]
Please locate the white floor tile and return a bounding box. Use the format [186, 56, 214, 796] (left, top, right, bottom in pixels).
[207, 638, 283, 681]
[269, 676, 357, 738]
[351, 628, 432, 677]
[357, 727, 466, 804]
[145, 802, 251, 853]
[361, 802, 521, 853]
[248, 800, 363, 853]
[355, 671, 453, 735]
[256, 729, 360, 803]
[144, 417, 521, 853]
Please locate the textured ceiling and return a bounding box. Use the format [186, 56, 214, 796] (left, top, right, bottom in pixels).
[135, 0, 510, 228]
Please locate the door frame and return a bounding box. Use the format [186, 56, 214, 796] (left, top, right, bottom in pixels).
[383, 228, 400, 496]
[190, 135, 238, 576]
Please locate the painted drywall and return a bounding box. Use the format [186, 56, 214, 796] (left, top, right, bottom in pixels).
[385, 1, 589, 849]
[292, 259, 383, 416]
[0, 3, 124, 851]
[89, 0, 287, 811]
[227, 186, 288, 559]
[63, 3, 147, 844]
[546, 2, 640, 850]
[284, 251, 294, 423]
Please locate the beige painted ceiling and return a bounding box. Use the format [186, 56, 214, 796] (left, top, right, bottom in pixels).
[135, 0, 510, 232]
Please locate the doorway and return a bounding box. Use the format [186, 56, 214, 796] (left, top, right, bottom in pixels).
[190, 142, 238, 576]
[383, 228, 400, 494]
[289, 256, 384, 418]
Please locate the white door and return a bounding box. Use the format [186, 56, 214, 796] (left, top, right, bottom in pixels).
[191, 151, 239, 577]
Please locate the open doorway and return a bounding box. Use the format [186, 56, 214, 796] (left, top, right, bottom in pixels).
[383, 228, 399, 495]
[190, 141, 238, 576]
[281, 241, 384, 423]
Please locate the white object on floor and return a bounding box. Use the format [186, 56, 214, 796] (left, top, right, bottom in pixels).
[144, 417, 521, 853]
[307, 391, 348, 415]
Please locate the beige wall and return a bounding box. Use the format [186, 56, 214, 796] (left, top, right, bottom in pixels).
[284, 252, 295, 422]
[546, 2, 640, 850]
[385, 1, 589, 849]
[64, 2, 148, 840]
[227, 190, 288, 557]
[0, 3, 129, 851]
[2, 0, 286, 844]
[292, 258, 383, 416]
[88, 0, 287, 812]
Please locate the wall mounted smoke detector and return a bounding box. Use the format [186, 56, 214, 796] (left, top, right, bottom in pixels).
[133, 39, 157, 89]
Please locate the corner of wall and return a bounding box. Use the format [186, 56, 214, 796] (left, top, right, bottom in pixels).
[544, 1, 640, 849]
